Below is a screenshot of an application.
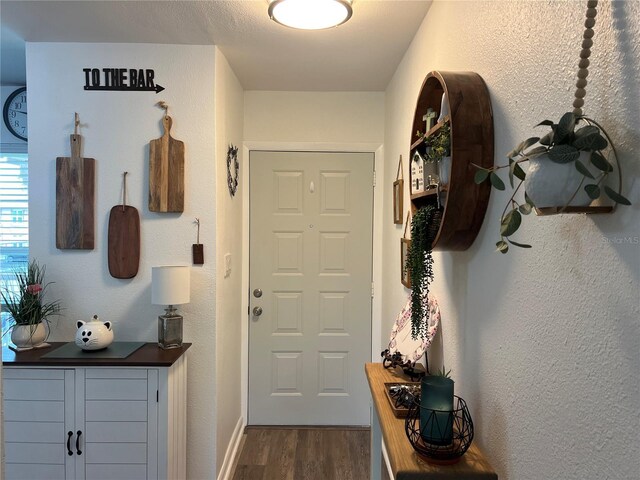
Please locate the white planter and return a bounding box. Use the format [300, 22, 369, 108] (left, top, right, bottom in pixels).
[437, 92, 449, 123]
[524, 151, 594, 208]
[438, 156, 452, 187]
[11, 323, 47, 349]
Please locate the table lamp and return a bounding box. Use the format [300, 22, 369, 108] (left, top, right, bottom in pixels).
[152, 266, 190, 349]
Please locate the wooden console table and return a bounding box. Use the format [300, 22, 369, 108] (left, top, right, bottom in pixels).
[365, 363, 497, 479]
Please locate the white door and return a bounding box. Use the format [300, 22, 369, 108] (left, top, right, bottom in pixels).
[249, 151, 374, 425]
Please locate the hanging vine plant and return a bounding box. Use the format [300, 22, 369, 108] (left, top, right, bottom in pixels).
[406, 204, 441, 339]
[473, 0, 631, 253]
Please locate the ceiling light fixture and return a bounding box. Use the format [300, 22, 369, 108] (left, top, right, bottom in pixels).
[268, 0, 353, 30]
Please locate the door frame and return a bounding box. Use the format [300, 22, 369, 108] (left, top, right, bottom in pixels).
[240, 141, 384, 425]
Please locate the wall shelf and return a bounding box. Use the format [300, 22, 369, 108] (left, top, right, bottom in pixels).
[410, 185, 447, 201]
[410, 115, 450, 150]
[535, 205, 614, 216]
[409, 71, 494, 251]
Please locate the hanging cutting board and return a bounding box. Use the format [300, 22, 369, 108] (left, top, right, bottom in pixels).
[149, 115, 184, 212]
[108, 172, 140, 279]
[56, 134, 95, 249]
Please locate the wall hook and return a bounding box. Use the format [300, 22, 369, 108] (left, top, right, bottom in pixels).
[156, 101, 169, 118]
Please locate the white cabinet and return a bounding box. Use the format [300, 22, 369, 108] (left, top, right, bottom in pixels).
[3, 369, 73, 480]
[2, 348, 187, 480]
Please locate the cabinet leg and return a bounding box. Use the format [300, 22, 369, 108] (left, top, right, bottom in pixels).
[370, 399, 382, 480]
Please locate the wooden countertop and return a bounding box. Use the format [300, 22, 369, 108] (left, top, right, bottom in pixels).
[365, 363, 497, 480]
[3, 342, 191, 367]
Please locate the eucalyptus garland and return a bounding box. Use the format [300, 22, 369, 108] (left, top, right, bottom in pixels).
[406, 204, 440, 339]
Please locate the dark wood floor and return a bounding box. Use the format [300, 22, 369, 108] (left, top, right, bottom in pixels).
[231, 427, 371, 480]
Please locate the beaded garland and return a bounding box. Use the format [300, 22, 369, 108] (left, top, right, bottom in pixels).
[573, 0, 599, 115]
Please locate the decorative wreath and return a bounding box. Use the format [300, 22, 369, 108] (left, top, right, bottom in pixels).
[227, 144, 239, 197]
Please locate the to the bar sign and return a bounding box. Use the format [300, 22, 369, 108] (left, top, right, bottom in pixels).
[83, 68, 165, 93]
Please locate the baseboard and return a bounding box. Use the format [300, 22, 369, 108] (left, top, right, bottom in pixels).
[217, 416, 245, 480]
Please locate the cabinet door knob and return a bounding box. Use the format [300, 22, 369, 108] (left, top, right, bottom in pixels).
[67, 431, 73, 456]
[76, 430, 83, 455]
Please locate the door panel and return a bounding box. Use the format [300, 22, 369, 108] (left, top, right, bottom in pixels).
[2, 369, 75, 480]
[249, 151, 374, 425]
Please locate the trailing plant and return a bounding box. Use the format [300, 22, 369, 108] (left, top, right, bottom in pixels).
[417, 123, 451, 163]
[473, 1, 631, 254]
[1, 260, 62, 334]
[406, 204, 440, 339]
[474, 112, 630, 253]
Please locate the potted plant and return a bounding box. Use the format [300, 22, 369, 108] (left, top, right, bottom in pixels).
[1, 259, 62, 350]
[473, 112, 631, 253]
[418, 123, 451, 186]
[406, 204, 441, 339]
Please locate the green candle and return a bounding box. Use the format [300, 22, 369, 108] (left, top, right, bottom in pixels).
[420, 376, 454, 445]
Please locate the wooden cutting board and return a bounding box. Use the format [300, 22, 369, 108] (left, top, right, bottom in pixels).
[149, 116, 184, 212]
[108, 205, 140, 279]
[56, 134, 95, 249]
[108, 173, 140, 279]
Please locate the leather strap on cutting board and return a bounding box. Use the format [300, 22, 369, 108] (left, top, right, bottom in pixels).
[56, 134, 95, 249]
[149, 116, 184, 212]
[108, 173, 140, 279]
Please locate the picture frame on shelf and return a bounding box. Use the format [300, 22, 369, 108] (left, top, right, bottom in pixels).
[393, 179, 404, 224]
[401, 237, 411, 288]
[401, 211, 412, 288]
[393, 155, 404, 224]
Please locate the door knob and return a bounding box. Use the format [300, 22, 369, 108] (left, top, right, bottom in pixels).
[253, 306, 263, 316]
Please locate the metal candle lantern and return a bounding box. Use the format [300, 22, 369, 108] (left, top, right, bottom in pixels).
[405, 395, 474, 464]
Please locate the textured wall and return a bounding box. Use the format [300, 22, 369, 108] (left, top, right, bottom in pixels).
[244, 91, 385, 144]
[214, 48, 245, 477]
[26, 43, 217, 479]
[382, 1, 639, 478]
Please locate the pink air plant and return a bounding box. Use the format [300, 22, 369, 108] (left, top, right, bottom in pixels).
[26, 284, 43, 295]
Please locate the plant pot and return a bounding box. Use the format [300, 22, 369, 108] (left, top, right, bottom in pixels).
[420, 376, 454, 445]
[524, 151, 594, 208]
[438, 156, 451, 187]
[424, 159, 439, 187]
[11, 323, 47, 349]
[437, 92, 449, 123]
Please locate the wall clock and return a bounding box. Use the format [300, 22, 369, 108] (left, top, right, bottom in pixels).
[3, 87, 28, 141]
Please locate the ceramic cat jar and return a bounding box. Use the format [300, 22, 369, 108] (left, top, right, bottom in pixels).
[75, 315, 114, 350]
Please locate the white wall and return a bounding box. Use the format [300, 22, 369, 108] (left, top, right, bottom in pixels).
[244, 91, 384, 144]
[382, 1, 639, 479]
[26, 43, 217, 479]
[214, 47, 245, 478]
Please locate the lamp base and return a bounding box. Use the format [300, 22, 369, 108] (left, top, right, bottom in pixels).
[158, 308, 183, 349]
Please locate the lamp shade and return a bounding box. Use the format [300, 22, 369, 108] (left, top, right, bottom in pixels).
[152, 266, 190, 305]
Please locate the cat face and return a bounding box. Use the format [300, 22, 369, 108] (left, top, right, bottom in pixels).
[75, 316, 114, 351]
